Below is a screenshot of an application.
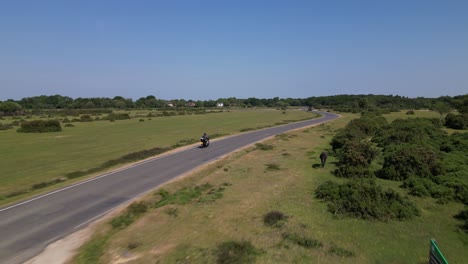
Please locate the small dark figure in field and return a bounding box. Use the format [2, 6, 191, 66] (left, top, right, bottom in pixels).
[320, 151, 328, 167]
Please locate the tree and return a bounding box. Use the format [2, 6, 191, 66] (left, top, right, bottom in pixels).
[445, 113, 468, 130]
[0, 101, 23, 115]
[433, 102, 451, 119]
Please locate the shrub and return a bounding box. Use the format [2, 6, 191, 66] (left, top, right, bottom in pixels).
[263, 211, 288, 227]
[0, 123, 14, 130]
[17, 120, 62, 133]
[106, 113, 131, 120]
[328, 244, 355, 257]
[445, 113, 467, 130]
[334, 165, 374, 178]
[315, 179, 420, 221]
[255, 143, 274, 151]
[406, 110, 415, 115]
[62, 117, 71, 123]
[377, 144, 444, 181]
[216, 240, 262, 264]
[282, 233, 323, 249]
[372, 118, 446, 148]
[455, 209, 468, 233]
[80, 115, 93, 122]
[336, 141, 379, 167]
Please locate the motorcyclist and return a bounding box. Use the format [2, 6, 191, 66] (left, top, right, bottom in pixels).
[200, 132, 210, 147]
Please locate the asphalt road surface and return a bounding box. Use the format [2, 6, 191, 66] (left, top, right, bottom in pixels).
[0, 111, 339, 264]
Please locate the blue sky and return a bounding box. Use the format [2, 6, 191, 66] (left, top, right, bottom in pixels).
[1, 0, 467, 101]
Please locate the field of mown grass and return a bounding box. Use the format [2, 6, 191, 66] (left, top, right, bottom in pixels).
[71, 110, 468, 264]
[0, 108, 317, 204]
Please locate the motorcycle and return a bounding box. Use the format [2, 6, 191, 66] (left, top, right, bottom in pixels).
[200, 136, 210, 147]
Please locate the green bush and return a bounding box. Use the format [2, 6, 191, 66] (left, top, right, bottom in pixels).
[334, 165, 374, 178]
[372, 118, 446, 148]
[80, 115, 93, 122]
[255, 143, 274, 151]
[330, 115, 387, 151]
[263, 211, 288, 227]
[17, 120, 62, 133]
[315, 179, 420, 221]
[406, 110, 415, 115]
[445, 113, 467, 130]
[105, 113, 131, 120]
[454, 209, 468, 233]
[216, 240, 262, 264]
[377, 144, 444, 181]
[336, 141, 379, 167]
[328, 244, 355, 257]
[282, 233, 323, 249]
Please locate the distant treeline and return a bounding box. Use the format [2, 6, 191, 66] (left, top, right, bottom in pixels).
[0, 94, 467, 115]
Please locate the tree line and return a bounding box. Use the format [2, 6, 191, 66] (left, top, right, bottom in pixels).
[1, 94, 467, 115]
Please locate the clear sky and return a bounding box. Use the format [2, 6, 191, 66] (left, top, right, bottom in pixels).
[1, 0, 467, 101]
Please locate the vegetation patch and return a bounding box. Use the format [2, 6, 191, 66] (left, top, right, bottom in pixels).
[282, 233, 323, 249]
[164, 207, 179, 217]
[215, 240, 263, 264]
[0, 123, 14, 130]
[80, 115, 93, 122]
[155, 183, 227, 207]
[199, 187, 226, 202]
[265, 163, 281, 171]
[32, 178, 66, 190]
[454, 209, 468, 233]
[75, 233, 112, 264]
[445, 113, 468, 130]
[255, 143, 274, 151]
[327, 244, 355, 257]
[17, 120, 61, 133]
[111, 201, 149, 229]
[315, 179, 420, 221]
[105, 112, 131, 120]
[263, 210, 288, 227]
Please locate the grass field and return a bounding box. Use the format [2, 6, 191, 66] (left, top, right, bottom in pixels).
[0, 108, 318, 204]
[71, 110, 468, 264]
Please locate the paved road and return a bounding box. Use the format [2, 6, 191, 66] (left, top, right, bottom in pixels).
[0, 111, 339, 264]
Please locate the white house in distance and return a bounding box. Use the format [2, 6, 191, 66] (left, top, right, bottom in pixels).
[217, 102, 224, 107]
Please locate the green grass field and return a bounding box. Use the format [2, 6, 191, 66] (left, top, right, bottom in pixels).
[71, 110, 468, 264]
[0, 109, 318, 203]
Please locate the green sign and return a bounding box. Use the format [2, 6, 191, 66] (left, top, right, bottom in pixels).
[429, 239, 448, 264]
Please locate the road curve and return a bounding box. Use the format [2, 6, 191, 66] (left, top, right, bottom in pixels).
[0, 111, 339, 264]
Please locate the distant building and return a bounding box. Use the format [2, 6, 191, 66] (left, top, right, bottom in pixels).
[187, 101, 196, 107]
[217, 102, 224, 107]
[167, 102, 174, 107]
